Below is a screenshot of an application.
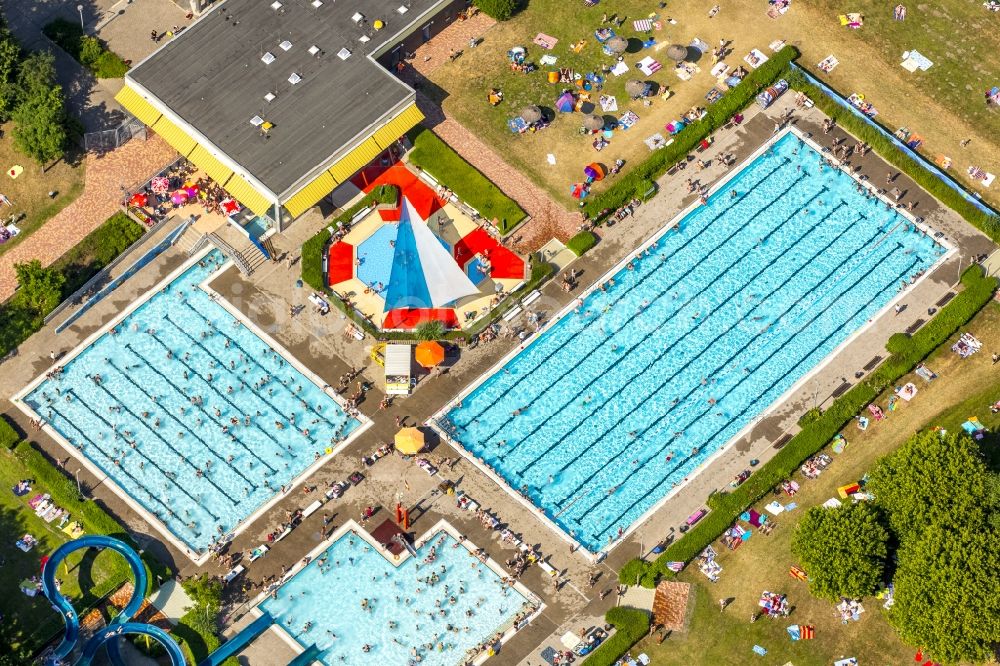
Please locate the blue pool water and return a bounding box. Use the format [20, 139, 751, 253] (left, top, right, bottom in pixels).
[261, 530, 534, 665]
[440, 132, 944, 552]
[242, 215, 270, 239]
[357, 224, 397, 291]
[25, 251, 360, 554]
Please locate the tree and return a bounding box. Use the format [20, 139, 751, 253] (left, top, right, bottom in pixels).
[13, 260, 65, 315]
[791, 502, 888, 601]
[868, 430, 994, 540]
[474, 0, 519, 21]
[889, 523, 1000, 663]
[11, 83, 68, 165]
[0, 22, 21, 122]
[16, 50, 58, 99]
[415, 320, 446, 340]
[181, 574, 223, 635]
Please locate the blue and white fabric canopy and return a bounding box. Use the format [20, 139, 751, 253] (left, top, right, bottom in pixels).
[382, 198, 478, 311]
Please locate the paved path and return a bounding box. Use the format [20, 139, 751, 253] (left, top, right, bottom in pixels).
[399, 14, 582, 252]
[0, 135, 178, 300]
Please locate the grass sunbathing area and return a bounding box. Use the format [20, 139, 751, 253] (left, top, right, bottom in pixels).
[0, 124, 84, 260]
[632, 301, 1000, 665]
[425, 0, 999, 211]
[0, 434, 148, 661]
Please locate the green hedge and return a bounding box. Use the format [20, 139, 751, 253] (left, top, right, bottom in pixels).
[300, 185, 398, 291]
[582, 607, 651, 666]
[407, 127, 527, 233]
[42, 19, 128, 79]
[585, 46, 799, 217]
[0, 415, 19, 450]
[173, 612, 239, 666]
[566, 230, 598, 256]
[620, 265, 997, 585]
[785, 68, 1000, 242]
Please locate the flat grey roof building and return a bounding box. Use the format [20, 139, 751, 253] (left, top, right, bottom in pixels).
[118, 0, 449, 219]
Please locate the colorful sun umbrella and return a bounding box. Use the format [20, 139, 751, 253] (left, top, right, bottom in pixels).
[184, 185, 199, 198]
[570, 183, 589, 199]
[170, 190, 188, 205]
[128, 192, 148, 207]
[555, 92, 575, 113]
[584, 163, 606, 181]
[415, 341, 445, 368]
[150, 176, 169, 194]
[394, 427, 425, 455]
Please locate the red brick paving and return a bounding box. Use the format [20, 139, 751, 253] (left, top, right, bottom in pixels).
[399, 14, 582, 252]
[0, 135, 177, 301]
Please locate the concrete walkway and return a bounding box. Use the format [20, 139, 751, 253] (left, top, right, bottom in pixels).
[398, 14, 583, 252]
[0, 135, 178, 300]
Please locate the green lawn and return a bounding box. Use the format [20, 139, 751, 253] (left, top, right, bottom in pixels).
[633, 302, 1000, 665]
[407, 127, 526, 232]
[425, 0, 1000, 210]
[0, 447, 132, 661]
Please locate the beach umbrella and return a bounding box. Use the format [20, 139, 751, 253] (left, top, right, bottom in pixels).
[519, 105, 542, 124]
[555, 92, 575, 113]
[129, 192, 148, 207]
[666, 44, 688, 62]
[150, 176, 170, 194]
[625, 79, 648, 98]
[582, 114, 604, 131]
[570, 183, 588, 199]
[170, 190, 188, 205]
[394, 427, 425, 455]
[584, 163, 606, 181]
[184, 184, 199, 198]
[606, 36, 628, 54]
[414, 341, 445, 368]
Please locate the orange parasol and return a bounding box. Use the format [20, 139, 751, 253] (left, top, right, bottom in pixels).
[394, 427, 425, 455]
[414, 341, 445, 368]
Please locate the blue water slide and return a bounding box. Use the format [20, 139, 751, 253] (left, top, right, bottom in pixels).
[78, 622, 186, 665]
[42, 536, 148, 664]
[197, 611, 274, 666]
[287, 643, 321, 665]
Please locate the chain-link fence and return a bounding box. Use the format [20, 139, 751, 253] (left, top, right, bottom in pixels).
[83, 115, 147, 154]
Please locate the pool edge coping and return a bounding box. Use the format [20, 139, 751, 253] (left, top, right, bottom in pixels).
[11, 247, 374, 566]
[427, 125, 955, 561]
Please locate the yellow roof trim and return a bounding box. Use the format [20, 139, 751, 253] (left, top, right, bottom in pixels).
[284, 170, 338, 219]
[328, 136, 383, 183]
[150, 116, 196, 156]
[187, 144, 234, 187]
[222, 173, 273, 216]
[115, 85, 162, 127]
[371, 103, 424, 150]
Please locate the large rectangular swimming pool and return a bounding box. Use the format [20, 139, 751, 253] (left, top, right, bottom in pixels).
[20, 251, 362, 556]
[437, 131, 946, 552]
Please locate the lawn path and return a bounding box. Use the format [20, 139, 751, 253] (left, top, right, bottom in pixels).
[0, 135, 177, 301]
[399, 12, 582, 251]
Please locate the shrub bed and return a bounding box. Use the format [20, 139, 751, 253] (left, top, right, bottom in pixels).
[584, 46, 799, 218]
[407, 127, 527, 233]
[582, 607, 651, 666]
[785, 68, 1000, 242]
[566, 230, 598, 256]
[42, 19, 128, 79]
[620, 265, 997, 585]
[0, 415, 19, 449]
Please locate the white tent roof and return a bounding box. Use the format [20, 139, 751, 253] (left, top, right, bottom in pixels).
[385, 344, 411, 376]
[405, 198, 478, 307]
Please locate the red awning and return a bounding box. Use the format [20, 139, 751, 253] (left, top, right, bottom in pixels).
[327, 241, 355, 285]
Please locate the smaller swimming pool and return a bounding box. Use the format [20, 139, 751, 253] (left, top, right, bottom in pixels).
[261, 527, 536, 665]
[242, 215, 271, 239]
[465, 257, 490, 286]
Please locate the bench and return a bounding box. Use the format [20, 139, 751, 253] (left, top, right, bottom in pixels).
[772, 434, 792, 449]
